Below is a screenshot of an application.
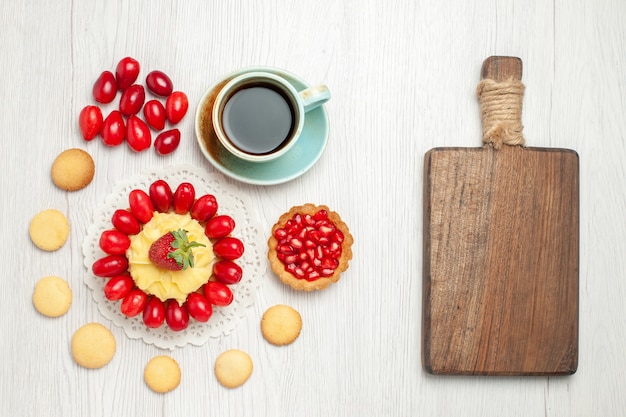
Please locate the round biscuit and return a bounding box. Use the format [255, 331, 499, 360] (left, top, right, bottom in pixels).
[51, 148, 95, 191]
[32, 275, 72, 317]
[144, 356, 181, 393]
[214, 349, 253, 388]
[29, 209, 70, 251]
[71, 323, 116, 369]
[261, 304, 302, 346]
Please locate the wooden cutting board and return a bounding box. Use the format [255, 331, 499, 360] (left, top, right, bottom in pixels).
[422, 56, 579, 375]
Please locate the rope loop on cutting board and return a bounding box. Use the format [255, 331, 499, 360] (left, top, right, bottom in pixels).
[476, 78, 525, 149]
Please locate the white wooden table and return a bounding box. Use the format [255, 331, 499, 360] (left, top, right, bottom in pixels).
[2, 1, 625, 415]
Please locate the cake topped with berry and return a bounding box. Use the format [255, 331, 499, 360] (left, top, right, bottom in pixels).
[127, 212, 213, 304]
[91, 179, 245, 331]
[267, 204, 353, 291]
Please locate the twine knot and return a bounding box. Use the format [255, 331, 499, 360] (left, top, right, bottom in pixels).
[476, 78, 525, 149]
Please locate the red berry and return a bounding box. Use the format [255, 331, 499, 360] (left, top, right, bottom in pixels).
[190, 194, 218, 222]
[165, 91, 188, 124]
[78, 105, 103, 141]
[103, 274, 134, 301]
[126, 115, 151, 152]
[154, 129, 181, 155]
[213, 237, 244, 260]
[93, 70, 117, 103]
[172, 182, 195, 214]
[115, 57, 140, 91]
[99, 229, 131, 255]
[165, 300, 189, 331]
[111, 209, 141, 235]
[212, 260, 243, 285]
[101, 110, 125, 146]
[205, 215, 235, 239]
[143, 99, 166, 131]
[185, 292, 213, 322]
[142, 296, 166, 328]
[148, 229, 205, 271]
[119, 84, 145, 116]
[146, 70, 173, 96]
[128, 189, 154, 223]
[148, 179, 173, 212]
[92, 255, 129, 277]
[204, 281, 234, 307]
[120, 288, 148, 317]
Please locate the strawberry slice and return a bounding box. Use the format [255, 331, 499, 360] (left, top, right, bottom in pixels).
[148, 229, 205, 271]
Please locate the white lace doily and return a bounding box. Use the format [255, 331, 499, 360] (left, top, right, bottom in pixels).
[82, 164, 266, 349]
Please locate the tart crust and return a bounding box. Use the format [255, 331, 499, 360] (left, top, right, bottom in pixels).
[268, 204, 353, 291]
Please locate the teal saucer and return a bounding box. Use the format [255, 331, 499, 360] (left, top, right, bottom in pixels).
[195, 66, 329, 186]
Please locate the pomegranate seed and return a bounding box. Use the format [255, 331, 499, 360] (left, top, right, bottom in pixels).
[293, 214, 302, 224]
[304, 239, 316, 249]
[321, 257, 339, 269]
[304, 214, 315, 225]
[321, 268, 335, 277]
[308, 230, 321, 243]
[320, 258, 331, 268]
[290, 238, 303, 249]
[334, 230, 345, 243]
[284, 255, 298, 264]
[307, 270, 321, 280]
[294, 267, 305, 278]
[274, 228, 287, 239]
[319, 224, 335, 236]
[277, 244, 294, 254]
[313, 210, 328, 221]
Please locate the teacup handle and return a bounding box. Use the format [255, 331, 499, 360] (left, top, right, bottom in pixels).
[299, 85, 331, 112]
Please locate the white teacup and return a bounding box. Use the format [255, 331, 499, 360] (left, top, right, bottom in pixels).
[210, 71, 330, 162]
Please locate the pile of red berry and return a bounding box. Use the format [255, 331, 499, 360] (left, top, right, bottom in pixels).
[91, 179, 245, 331]
[79, 57, 188, 155]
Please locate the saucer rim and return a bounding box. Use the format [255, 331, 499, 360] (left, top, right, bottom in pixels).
[194, 66, 329, 186]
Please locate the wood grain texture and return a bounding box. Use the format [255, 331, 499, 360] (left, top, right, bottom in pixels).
[423, 145, 579, 375]
[481, 56, 523, 81]
[423, 56, 579, 375]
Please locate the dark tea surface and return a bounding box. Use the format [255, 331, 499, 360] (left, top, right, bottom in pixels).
[223, 85, 294, 154]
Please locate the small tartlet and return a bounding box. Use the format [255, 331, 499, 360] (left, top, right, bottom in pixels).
[268, 204, 353, 291]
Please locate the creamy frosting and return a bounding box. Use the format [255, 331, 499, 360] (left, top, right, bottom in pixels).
[126, 212, 214, 304]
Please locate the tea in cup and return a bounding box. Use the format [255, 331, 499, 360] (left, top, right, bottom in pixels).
[211, 71, 330, 162]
